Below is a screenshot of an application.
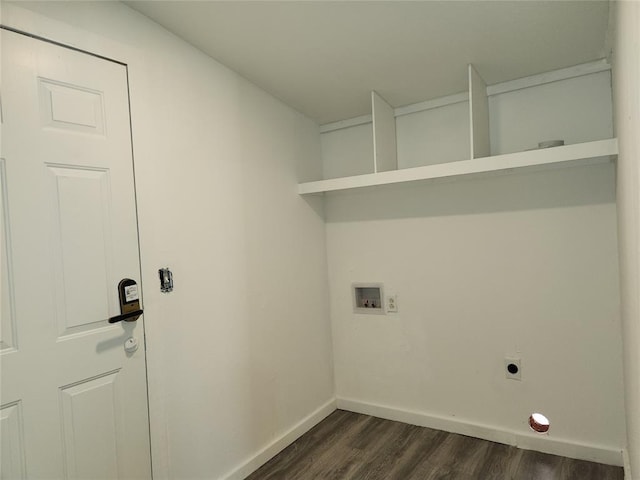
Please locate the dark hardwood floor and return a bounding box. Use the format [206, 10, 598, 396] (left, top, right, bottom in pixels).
[246, 410, 623, 480]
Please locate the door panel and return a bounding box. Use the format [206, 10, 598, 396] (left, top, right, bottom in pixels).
[0, 159, 17, 353]
[0, 29, 151, 479]
[0, 402, 26, 480]
[60, 371, 122, 480]
[39, 79, 106, 134]
[47, 165, 114, 336]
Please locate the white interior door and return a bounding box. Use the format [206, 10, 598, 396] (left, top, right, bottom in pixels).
[0, 29, 152, 479]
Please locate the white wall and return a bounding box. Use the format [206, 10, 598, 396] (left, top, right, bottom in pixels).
[326, 160, 626, 464]
[1, 2, 335, 479]
[613, 1, 640, 477]
[319, 60, 624, 465]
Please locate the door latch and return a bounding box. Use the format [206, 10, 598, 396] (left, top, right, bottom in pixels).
[108, 278, 143, 323]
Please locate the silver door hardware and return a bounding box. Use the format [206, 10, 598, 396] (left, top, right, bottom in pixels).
[159, 268, 173, 293]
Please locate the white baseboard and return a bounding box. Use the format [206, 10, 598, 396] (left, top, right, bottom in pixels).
[337, 397, 624, 467]
[623, 449, 633, 480]
[222, 398, 337, 480]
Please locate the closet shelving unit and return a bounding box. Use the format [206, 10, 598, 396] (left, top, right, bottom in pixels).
[298, 64, 618, 195]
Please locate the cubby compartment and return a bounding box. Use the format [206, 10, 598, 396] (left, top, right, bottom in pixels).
[395, 99, 470, 169]
[320, 91, 397, 180]
[300, 61, 617, 195]
[321, 121, 373, 180]
[488, 69, 613, 155]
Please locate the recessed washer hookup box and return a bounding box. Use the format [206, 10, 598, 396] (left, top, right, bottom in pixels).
[352, 283, 385, 314]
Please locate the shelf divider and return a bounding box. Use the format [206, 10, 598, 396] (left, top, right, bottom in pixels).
[372, 91, 398, 173]
[469, 64, 491, 159]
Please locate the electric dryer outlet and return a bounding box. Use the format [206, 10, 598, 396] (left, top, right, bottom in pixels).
[505, 358, 521, 380]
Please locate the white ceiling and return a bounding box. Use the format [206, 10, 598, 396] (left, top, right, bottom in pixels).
[126, 1, 611, 125]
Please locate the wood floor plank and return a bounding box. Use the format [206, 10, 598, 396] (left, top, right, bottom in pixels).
[475, 441, 523, 480]
[245, 410, 624, 480]
[383, 426, 448, 479]
[303, 415, 392, 480]
[514, 450, 564, 480]
[246, 410, 365, 480]
[346, 422, 422, 480]
[562, 456, 625, 480]
[422, 432, 491, 480]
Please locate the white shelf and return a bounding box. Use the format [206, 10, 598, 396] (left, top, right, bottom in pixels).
[298, 138, 618, 195]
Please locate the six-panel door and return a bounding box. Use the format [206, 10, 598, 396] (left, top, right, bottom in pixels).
[1, 29, 152, 479]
